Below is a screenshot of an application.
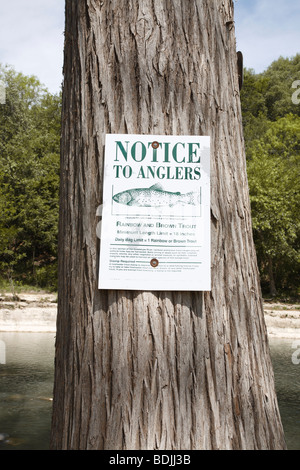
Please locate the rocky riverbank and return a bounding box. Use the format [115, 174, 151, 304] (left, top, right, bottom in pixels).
[0, 292, 57, 333]
[263, 302, 300, 339]
[0, 292, 299, 338]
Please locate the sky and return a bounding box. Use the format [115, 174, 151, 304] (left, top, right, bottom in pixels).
[0, 0, 299, 95]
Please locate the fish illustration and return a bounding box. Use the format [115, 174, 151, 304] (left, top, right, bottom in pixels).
[112, 183, 200, 207]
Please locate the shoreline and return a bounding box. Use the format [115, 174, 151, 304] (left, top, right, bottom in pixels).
[0, 292, 57, 333]
[0, 292, 300, 338]
[264, 303, 300, 339]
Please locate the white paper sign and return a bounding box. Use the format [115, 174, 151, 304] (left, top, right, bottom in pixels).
[99, 134, 210, 291]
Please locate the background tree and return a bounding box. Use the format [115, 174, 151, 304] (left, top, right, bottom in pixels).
[240, 55, 300, 297]
[50, 0, 286, 450]
[263, 55, 300, 120]
[0, 65, 61, 290]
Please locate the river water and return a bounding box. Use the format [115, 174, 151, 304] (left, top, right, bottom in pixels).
[0, 332, 299, 450]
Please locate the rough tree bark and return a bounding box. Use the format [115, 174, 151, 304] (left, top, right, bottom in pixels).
[50, 0, 286, 450]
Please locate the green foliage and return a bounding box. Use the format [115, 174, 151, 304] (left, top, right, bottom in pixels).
[263, 55, 300, 120]
[240, 69, 269, 152]
[241, 55, 300, 297]
[0, 64, 60, 291]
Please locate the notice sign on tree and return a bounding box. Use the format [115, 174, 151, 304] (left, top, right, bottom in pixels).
[98, 134, 210, 291]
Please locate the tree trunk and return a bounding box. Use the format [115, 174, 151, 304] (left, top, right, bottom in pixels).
[50, 0, 286, 450]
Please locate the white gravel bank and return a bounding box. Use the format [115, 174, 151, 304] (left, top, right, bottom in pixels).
[1, 293, 299, 338]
